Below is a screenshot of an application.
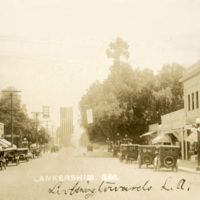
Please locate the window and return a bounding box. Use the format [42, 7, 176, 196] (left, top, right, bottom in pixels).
[188, 95, 190, 111]
[196, 91, 199, 109]
[192, 93, 195, 110]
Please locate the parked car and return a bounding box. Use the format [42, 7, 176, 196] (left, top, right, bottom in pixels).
[87, 144, 93, 152]
[0, 149, 6, 170]
[51, 145, 59, 153]
[18, 148, 30, 162]
[154, 145, 180, 171]
[119, 144, 139, 163]
[4, 147, 19, 166]
[31, 147, 41, 158]
[138, 145, 156, 168]
[113, 145, 120, 157]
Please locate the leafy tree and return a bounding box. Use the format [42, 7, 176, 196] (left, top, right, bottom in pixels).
[106, 37, 130, 61]
[79, 38, 185, 144]
[38, 127, 50, 145]
[79, 132, 89, 147]
[0, 87, 50, 147]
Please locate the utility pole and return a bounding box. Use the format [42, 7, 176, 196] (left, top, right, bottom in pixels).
[45, 120, 50, 135]
[31, 112, 43, 147]
[52, 125, 55, 146]
[3, 90, 21, 147]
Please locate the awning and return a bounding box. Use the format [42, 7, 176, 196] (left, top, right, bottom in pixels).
[185, 129, 197, 143]
[0, 139, 16, 148]
[163, 130, 182, 142]
[184, 124, 193, 130]
[152, 134, 171, 144]
[0, 139, 9, 147]
[140, 131, 156, 138]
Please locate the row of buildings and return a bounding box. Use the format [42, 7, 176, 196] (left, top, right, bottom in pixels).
[141, 60, 200, 161]
[59, 107, 73, 146]
[0, 107, 74, 148]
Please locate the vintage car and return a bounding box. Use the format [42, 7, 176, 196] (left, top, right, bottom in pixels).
[119, 144, 139, 163]
[87, 144, 93, 152]
[51, 145, 59, 153]
[4, 147, 19, 166]
[18, 148, 31, 162]
[0, 149, 6, 170]
[31, 147, 41, 158]
[138, 145, 156, 168]
[113, 145, 120, 157]
[154, 145, 180, 171]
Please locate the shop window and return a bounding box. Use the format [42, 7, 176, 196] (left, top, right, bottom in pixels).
[188, 94, 190, 111]
[196, 91, 199, 109]
[192, 93, 194, 110]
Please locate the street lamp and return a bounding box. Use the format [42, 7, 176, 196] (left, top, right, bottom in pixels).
[116, 133, 120, 145]
[195, 118, 200, 171]
[106, 138, 110, 152]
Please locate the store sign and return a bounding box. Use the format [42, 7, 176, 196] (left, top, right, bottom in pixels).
[0, 123, 4, 138]
[86, 109, 93, 124]
[43, 106, 50, 118]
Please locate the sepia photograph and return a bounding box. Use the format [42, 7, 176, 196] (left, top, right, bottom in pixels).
[0, 0, 200, 199]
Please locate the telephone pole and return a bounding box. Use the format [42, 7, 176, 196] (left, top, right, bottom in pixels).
[3, 90, 21, 147]
[45, 120, 50, 135]
[31, 112, 43, 147]
[52, 125, 55, 146]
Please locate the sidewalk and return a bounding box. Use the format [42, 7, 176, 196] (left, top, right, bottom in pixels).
[179, 159, 200, 174]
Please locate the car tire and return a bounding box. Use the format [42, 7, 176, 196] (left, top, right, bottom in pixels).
[163, 156, 175, 168]
[125, 156, 129, 164]
[142, 155, 153, 165]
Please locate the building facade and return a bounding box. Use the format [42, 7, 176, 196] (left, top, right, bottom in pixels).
[180, 60, 200, 160]
[160, 109, 185, 159]
[60, 107, 73, 146]
[146, 60, 200, 160]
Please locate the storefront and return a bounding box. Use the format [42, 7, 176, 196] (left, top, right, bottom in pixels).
[159, 109, 185, 159]
[0, 138, 17, 148]
[140, 123, 160, 145]
[179, 60, 200, 160]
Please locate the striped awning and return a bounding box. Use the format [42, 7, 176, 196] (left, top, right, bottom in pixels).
[185, 129, 197, 143]
[0, 139, 9, 147]
[0, 139, 16, 148]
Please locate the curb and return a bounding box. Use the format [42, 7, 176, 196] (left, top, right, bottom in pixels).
[178, 166, 200, 175]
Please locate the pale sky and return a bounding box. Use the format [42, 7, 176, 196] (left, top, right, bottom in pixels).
[0, 0, 200, 140]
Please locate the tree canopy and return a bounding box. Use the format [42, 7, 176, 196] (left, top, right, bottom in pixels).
[79, 38, 185, 144]
[0, 87, 50, 147]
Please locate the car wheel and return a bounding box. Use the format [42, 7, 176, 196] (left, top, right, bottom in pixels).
[142, 155, 153, 165]
[163, 156, 175, 168]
